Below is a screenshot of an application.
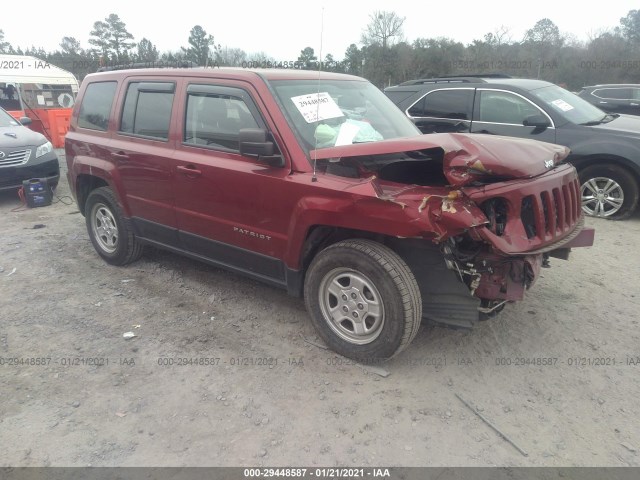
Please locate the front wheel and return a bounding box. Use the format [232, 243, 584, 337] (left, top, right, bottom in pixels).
[85, 187, 143, 265]
[304, 239, 422, 361]
[579, 164, 639, 219]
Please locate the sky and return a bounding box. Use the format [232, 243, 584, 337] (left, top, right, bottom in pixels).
[1, 0, 638, 60]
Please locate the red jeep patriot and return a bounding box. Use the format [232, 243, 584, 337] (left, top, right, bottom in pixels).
[65, 68, 594, 360]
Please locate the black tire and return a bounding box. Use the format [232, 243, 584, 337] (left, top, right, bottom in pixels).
[85, 187, 143, 265]
[304, 239, 422, 361]
[579, 164, 639, 220]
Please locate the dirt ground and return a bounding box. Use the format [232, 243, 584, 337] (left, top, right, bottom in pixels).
[0, 150, 639, 467]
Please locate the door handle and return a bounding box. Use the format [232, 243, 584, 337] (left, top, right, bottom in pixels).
[111, 151, 129, 160]
[176, 165, 202, 177]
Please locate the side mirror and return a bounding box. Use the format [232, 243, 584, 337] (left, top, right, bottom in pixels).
[523, 114, 550, 128]
[239, 128, 284, 167]
[239, 128, 274, 157]
[19, 116, 32, 126]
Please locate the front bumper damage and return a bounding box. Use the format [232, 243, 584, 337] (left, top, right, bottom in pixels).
[385, 164, 595, 326]
[451, 165, 595, 304]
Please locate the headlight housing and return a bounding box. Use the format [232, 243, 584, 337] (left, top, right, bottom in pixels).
[35, 141, 53, 158]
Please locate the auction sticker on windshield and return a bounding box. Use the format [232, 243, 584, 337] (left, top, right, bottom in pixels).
[291, 92, 344, 123]
[551, 99, 574, 112]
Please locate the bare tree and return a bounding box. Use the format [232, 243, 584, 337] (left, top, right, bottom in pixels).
[246, 51, 275, 64]
[492, 25, 512, 46]
[585, 27, 620, 43]
[361, 11, 405, 49]
[217, 46, 247, 67]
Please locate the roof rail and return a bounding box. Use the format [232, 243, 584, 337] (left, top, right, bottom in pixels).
[439, 73, 512, 79]
[96, 61, 199, 72]
[398, 73, 511, 86]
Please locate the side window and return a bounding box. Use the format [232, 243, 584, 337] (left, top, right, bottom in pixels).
[477, 91, 543, 125]
[593, 88, 631, 100]
[78, 81, 117, 131]
[408, 90, 473, 120]
[184, 85, 260, 152]
[119, 82, 175, 140]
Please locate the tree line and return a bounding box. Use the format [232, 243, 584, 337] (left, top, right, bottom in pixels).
[1, 9, 640, 90]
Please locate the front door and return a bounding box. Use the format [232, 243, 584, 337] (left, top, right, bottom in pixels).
[171, 82, 292, 284]
[470, 89, 556, 143]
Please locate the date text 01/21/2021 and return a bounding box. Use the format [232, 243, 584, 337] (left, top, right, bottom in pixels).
[156, 357, 304, 367]
[0, 357, 135, 367]
[243, 468, 391, 478]
[494, 357, 640, 366]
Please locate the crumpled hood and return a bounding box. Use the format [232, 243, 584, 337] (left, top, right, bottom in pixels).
[441, 134, 569, 186]
[311, 133, 570, 187]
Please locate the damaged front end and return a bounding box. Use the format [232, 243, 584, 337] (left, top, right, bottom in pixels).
[311, 133, 595, 327]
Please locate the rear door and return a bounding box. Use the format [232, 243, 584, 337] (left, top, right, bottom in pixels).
[405, 88, 474, 133]
[171, 81, 292, 284]
[470, 88, 556, 143]
[109, 78, 179, 246]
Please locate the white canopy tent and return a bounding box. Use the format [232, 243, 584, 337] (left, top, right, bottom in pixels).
[0, 55, 79, 91]
[1, 55, 80, 146]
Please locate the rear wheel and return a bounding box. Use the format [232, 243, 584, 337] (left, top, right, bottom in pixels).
[304, 239, 422, 361]
[579, 164, 639, 219]
[85, 187, 143, 265]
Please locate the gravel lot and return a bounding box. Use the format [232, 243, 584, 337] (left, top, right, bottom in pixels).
[1, 151, 639, 467]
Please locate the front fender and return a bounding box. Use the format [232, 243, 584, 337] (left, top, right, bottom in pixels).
[559, 130, 640, 176]
[282, 178, 488, 268]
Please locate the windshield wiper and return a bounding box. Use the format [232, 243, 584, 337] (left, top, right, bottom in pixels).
[580, 113, 619, 126]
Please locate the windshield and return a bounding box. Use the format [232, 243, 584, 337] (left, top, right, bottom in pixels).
[0, 108, 20, 127]
[530, 85, 607, 125]
[270, 79, 420, 153]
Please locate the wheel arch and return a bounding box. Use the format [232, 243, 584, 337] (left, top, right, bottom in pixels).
[75, 175, 109, 215]
[288, 225, 415, 297]
[570, 154, 640, 185]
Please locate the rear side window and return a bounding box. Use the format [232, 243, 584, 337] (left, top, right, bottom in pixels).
[184, 85, 260, 152]
[78, 82, 117, 131]
[408, 90, 473, 120]
[592, 88, 631, 100]
[120, 82, 175, 140]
